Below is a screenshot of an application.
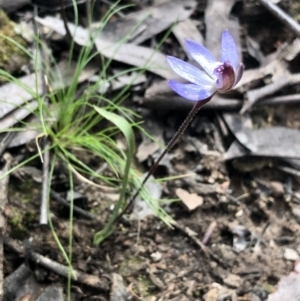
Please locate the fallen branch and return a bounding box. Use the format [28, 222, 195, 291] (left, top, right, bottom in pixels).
[4, 237, 110, 291]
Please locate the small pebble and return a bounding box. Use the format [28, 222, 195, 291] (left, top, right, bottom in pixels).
[154, 234, 164, 244]
[150, 251, 162, 262]
[284, 248, 299, 261]
[235, 209, 243, 217]
[269, 181, 284, 196]
[223, 273, 243, 288]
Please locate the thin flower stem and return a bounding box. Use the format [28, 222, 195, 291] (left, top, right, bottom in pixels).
[115, 95, 213, 224]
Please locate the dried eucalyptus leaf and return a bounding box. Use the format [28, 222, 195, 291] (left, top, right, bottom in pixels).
[224, 127, 300, 160]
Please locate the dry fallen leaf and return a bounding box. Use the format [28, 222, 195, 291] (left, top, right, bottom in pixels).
[175, 188, 203, 211]
[136, 140, 160, 162]
[224, 127, 300, 160]
[36, 16, 176, 79]
[100, 0, 196, 44]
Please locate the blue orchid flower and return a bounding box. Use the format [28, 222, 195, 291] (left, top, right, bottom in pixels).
[167, 29, 244, 101]
[121, 31, 244, 219]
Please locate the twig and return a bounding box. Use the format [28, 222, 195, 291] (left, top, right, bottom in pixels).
[0, 153, 12, 301]
[258, 0, 300, 38]
[243, 73, 300, 113]
[285, 189, 300, 203]
[173, 222, 209, 257]
[127, 283, 142, 300]
[50, 189, 96, 220]
[60, 0, 72, 41]
[259, 93, 300, 106]
[276, 165, 300, 178]
[174, 222, 229, 269]
[202, 221, 217, 245]
[253, 221, 270, 253]
[40, 139, 50, 225]
[29, 250, 109, 290]
[141, 92, 300, 112]
[32, 4, 52, 226]
[3, 237, 110, 291]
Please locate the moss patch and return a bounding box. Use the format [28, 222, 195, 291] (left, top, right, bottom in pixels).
[0, 9, 29, 75]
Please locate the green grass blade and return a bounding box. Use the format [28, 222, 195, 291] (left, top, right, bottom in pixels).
[93, 106, 135, 245]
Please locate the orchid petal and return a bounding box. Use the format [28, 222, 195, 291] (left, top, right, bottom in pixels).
[168, 80, 215, 101]
[221, 29, 239, 69]
[185, 39, 217, 78]
[167, 56, 214, 86]
[233, 62, 244, 86]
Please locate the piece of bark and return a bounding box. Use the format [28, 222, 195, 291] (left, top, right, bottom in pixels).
[3, 264, 41, 301]
[36, 286, 63, 301]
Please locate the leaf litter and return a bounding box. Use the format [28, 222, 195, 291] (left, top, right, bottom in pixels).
[1, 0, 300, 300]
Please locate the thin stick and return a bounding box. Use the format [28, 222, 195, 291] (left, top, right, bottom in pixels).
[30, 250, 109, 290]
[258, 0, 300, 38]
[32, 5, 52, 225]
[0, 154, 12, 301]
[40, 139, 50, 225]
[50, 189, 96, 220]
[115, 96, 213, 223]
[60, 0, 72, 41]
[174, 222, 229, 269]
[202, 220, 217, 245]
